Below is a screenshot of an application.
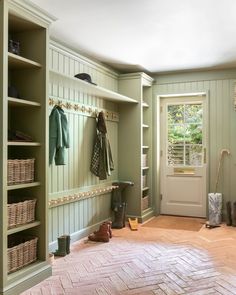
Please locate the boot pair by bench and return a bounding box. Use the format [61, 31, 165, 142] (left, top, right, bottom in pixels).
[88, 221, 112, 243]
[226, 201, 236, 226]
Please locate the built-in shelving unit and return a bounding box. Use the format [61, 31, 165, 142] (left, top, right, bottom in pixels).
[50, 70, 138, 104]
[0, 0, 54, 294]
[118, 72, 154, 222]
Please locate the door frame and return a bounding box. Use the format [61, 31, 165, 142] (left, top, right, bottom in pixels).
[154, 91, 209, 216]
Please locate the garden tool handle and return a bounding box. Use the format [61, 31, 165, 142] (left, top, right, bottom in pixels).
[215, 149, 230, 193]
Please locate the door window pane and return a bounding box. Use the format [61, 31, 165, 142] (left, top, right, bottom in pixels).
[167, 103, 203, 166]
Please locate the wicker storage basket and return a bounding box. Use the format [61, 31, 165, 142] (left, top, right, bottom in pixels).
[142, 195, 149, 210]
[7, 199, 37, 229]
[7, 236, 38, 273]
[7, 159, 35, 185]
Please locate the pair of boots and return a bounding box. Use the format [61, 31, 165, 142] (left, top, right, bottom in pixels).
[88, 221, 112, 243]
[112, 202, 127, 229]
[53, 235, 71, 256]
[226, 201, 236, 226]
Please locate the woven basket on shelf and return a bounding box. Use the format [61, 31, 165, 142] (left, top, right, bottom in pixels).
[7, 159, 35, 185]
[7, 199, 37, 229]
[7, 236, 38, 273]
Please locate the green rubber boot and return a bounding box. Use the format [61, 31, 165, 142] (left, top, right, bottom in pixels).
[53, 236, 67, 256]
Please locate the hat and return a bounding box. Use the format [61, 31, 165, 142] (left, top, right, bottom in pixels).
[74, 73, 97, 85]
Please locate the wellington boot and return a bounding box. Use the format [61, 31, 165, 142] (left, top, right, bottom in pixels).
[232, 201, 236, 227]
[226, 201, 232, 226]
[112, 204, 125, 229]
[53, 236, 67, 256]
[61, 234, 71, 254]
[88, 223, 110, 242]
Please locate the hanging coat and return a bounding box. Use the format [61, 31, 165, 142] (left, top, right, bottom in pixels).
[49, 105, 70, 165]
[90, 112, 114, 180]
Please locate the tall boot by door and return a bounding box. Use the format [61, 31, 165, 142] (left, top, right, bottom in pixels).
[112, 204, 125, 229]
[226, 201, 232, 226]
[232, 201, 236, 227]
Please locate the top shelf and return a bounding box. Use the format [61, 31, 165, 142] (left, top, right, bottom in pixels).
[50, 70, 138, 104]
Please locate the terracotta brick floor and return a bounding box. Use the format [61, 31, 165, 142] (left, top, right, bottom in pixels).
[21, 218, 236, 295]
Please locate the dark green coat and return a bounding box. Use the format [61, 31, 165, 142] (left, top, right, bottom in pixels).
[49, 106, 70, 165]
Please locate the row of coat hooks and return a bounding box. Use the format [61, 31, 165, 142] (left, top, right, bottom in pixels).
[49, 96, 119, 122]
[48, 184, 119, 208]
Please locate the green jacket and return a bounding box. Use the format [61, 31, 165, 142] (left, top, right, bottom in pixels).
[49, 106, 70, 165]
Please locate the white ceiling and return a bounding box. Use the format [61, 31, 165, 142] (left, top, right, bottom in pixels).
[30, 0, 236, 73]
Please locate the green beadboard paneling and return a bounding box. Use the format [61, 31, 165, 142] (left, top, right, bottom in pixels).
[48, 43, 118, 243]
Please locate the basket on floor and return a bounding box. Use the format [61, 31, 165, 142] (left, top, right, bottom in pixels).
[7, 159, 35, 185]
[7, 236, 38, 273]
[7, 199, 37, 229]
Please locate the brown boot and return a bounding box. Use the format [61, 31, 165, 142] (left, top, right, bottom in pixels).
[88, 223, 110, 242]
[103, 221, 112, 238]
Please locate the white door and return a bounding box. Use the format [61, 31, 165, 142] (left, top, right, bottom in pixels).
[160, 95, 207, 217]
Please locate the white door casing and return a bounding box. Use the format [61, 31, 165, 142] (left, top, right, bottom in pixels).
[160, 94, 208, 217]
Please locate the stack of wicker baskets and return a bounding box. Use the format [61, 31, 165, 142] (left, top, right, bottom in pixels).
[7, 158, 35, 185]
[7, 236, 38, 273]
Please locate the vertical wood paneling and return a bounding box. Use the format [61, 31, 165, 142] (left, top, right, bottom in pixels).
[48, 43, 119, 243]
[154, 75, 236, 211]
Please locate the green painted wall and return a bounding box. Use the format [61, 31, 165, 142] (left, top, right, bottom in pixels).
[152, 69, 236, 217]
[48, 41, 119, 248]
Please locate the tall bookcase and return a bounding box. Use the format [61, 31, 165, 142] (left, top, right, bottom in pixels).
[0, 1, 54, 294]
[118, 73, 154, 222]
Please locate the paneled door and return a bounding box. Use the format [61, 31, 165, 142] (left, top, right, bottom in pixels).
[160, 95, 207, 217]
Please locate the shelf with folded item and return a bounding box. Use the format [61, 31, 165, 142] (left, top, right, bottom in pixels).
[50, 70, 138, 103]
[8, 97, 41, 107]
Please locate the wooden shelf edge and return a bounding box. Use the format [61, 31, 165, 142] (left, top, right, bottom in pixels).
[7, 182, 40, 190]
[142, 187, 149, 191]
[8, 141, 41, 146]
[7, 221, 41, 235]
[8, 52, 42, 68]
[142, 166, 149, 170]
[50, 70, 138, 103]
[142, 124, 149, 128]
[142, 145, 149, 149]
[8, 97, 41, 107]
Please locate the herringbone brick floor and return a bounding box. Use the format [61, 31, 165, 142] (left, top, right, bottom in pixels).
[21, 218, 236, 295]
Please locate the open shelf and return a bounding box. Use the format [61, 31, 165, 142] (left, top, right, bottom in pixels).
[142, 187, 149, 191]
[8, 97, 41, 107]
[8, 52, 42, 69]
[7, 221, 41, 235]
[142, 145, 149, 149]
[142, 102, 149, 108]
[142, 166, 149, 170]
[7, 182, 40, 191]
[50, 70, 138, 103]
[8, 141, 41, 146]
[142, 124, 149, 128]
